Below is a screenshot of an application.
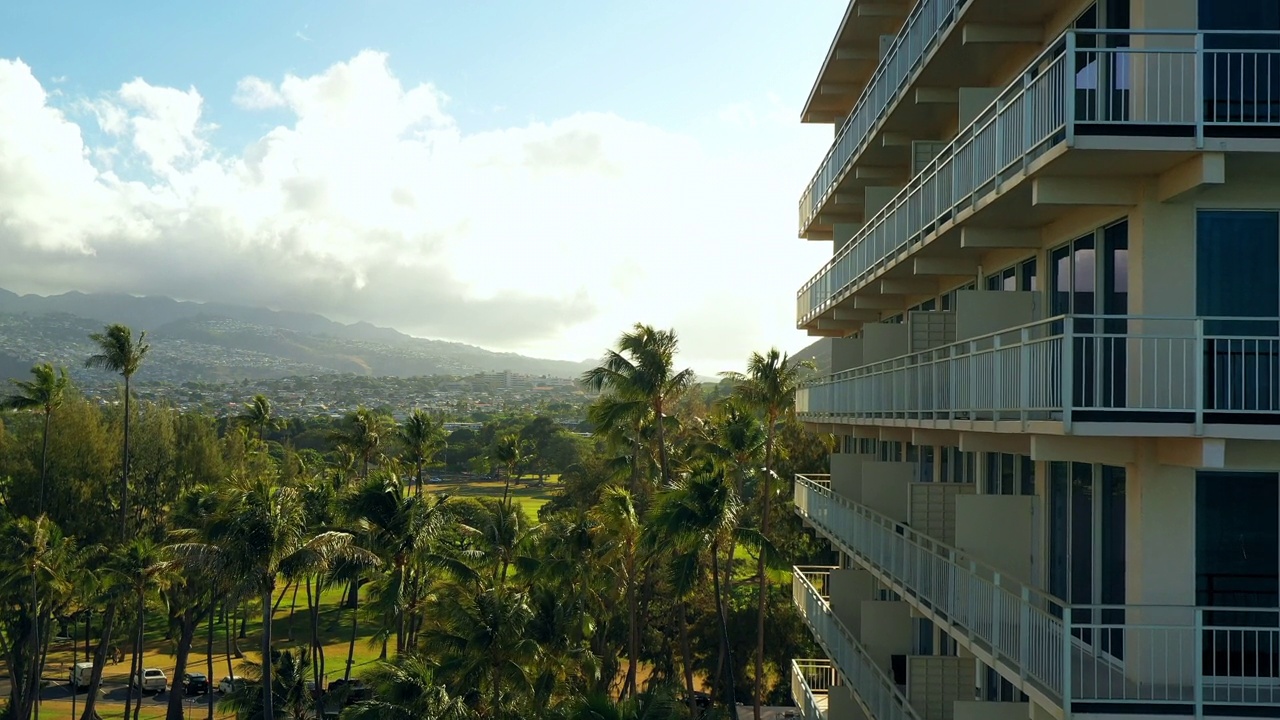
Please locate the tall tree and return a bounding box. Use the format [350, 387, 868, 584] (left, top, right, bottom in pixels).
[590, 488, 643, 699]
[492, 434, 530, 506]
[239, 394, 277, 445]
[399, 410, 445, 496]
[340, 654, 469, 720]
[330, 407, 392, 479]
[3, 363, 70, 515]
[172, 477, 377, 720]
[85, 323, 150, 540]
[722, 349, 810, 718]
[650, 469, 742, 711]
[582, 324, 695, 493]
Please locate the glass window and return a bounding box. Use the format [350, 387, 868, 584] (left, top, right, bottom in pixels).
[1021, 456, 1037, 496]
[1196, 211, 1279, 336]
[1021, 257, 1038, 292]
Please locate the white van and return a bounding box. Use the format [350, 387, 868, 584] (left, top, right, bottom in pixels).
[70, 661, 94, 690]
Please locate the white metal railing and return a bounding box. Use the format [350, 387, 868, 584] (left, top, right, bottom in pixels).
[796, 315, 1280, 432]
[798, 29, 1280, 324]
[791, 659, 835, 720]
[799, 0, 971, 233]
[794, 475, 1280, 715]
[792, 567, 921, 720]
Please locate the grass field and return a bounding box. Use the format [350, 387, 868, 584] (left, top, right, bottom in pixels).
[429, 475, 557, 517]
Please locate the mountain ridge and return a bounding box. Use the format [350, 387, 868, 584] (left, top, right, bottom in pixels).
[0, 288, 597, 382]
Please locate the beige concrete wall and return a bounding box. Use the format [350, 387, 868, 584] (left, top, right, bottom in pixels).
[954, 495, 1035, 581]
[1125, 445, 1198, 687]
[862, 323, 910, 364]
[835, 222, 861, 255]
[953, 701, 1028, 720]
[906, 655, 977, 720]
[1224, 439, 1280, 469]
[909, 481, 976, 544]
[958, 88, 1000, 128]
[831, 452, 867, 503]
[828, 685, 870, 720]
[954, 291, 1039, 340]
[830, 568, 876, 639]
[861, 460, 914, 522]
[861, 601, 913, 671]
[831, 337, 865, 373]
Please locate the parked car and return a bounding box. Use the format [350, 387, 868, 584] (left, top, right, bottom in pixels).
[182, 672, 209, 695]
[429, 476, 443, 483]
[70, 661, 95, 690]
[218, 675, 246, 694]
[132, 668, 168, 693]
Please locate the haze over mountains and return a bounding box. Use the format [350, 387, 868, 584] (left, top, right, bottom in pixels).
[0, 288, 598, 384]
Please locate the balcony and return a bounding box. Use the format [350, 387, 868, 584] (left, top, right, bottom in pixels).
[795, 474, 1280, 717]
[793, 567, 922, 720]
[799, 0, 971, 234]
[797, 315, 1280, 436]
[791, 659, 834, 720]
[799, 29, 1280, 326]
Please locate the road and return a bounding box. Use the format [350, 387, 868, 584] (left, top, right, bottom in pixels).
[0, 674, 219, 717]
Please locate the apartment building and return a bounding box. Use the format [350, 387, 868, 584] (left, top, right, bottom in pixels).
[787, 1, 1280, 719]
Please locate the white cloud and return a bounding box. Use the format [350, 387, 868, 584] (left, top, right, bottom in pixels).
[232, 76, 285, 110]
[0, 52, 831, 373]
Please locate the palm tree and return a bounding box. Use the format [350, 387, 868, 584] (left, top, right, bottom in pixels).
[85, 323, 150, 540]
[399, 410, 445, 496]
[339, 654, 469, 720]
[219, 647, 315, 720]
[563, 688, 679, 720]
[239, 394, 277, 445]
[421, 586, 542, 719]
[582, 324, 695, 493]
[330, 408, 392, 479]
[117, 539, 170, 720]
[722, 349, 810, 718]
[172, 477, 379, 720]
[590, 488, 643, 699]
[492, 434, 531, 506]
[3, 363, 70, 515]
[650, 469, 743, 711]
[703, 402, 765, 610]
[343, 474, 473, 655]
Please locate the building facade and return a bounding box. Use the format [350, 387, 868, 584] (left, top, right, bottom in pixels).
[788, 1, 1280, 719]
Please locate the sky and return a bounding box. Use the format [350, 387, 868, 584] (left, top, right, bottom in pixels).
[0, 1, 840, 376]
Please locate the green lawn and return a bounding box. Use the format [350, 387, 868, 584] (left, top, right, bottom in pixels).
[430, 476, 556, 516]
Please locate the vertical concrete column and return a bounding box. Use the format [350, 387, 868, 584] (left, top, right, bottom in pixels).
[828, 685, 871, 720]
[830, 568, 877, 640]
[861, 460, 915, 522]
[832, 451, 873, 503]
[861, 600, 913, 672]
[954, 495, 1036, 581]
[835, 222, 862, 255]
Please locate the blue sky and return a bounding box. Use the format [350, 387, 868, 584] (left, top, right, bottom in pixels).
[0, 1, 841, 372]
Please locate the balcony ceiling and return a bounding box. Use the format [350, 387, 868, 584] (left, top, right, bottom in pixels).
[801, 0, 912, 124]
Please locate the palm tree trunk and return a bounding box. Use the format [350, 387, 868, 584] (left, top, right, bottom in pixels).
[624, 544, 638, 699]
[712, 540, 739, 712]
[122, 375, 132, 541]
[79, 600, 116, 720]
[165, 609, 198, 720]
[224, 605, 235, 679]
[753, 424, 776, 720]
[207, 601, 216, 720]
[71, 613, 79, 720]
[288, 582, 300, 641]
[678, 600, 697, 717]
[344, 582, 358, 682]
[655, 400, 671, 486]
[131, 591, 146, 720]
[261, 585, 275, 720]
[38, 409, 50, 515]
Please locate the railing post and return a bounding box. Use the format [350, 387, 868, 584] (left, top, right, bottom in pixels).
[1062, 609, 1073, 714]
[1194, 317, 1205, 436]
[969, 560, 979, 643]
[1194, 31, 1205, 149]
[993, 334, 1004, 422]
[1019, 586, 1031, 679]
[992, 572, 1003, 656]
[1065, 31, 1077, 147]
[1062, 320, 1075, 433]
[1020, 327, 1032, 430]
[1194, 607, 1205, 717]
